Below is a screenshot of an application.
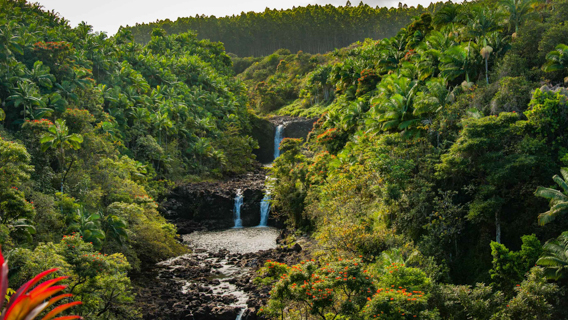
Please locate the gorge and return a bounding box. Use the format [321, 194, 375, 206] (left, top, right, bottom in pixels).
[142, 116, 316, 319]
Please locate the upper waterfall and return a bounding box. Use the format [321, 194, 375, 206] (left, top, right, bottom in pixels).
[274, 124, 284, 160]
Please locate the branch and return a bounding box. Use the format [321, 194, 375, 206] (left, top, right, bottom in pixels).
[61, 157, 75, 187]
[97, 288, 117, 317]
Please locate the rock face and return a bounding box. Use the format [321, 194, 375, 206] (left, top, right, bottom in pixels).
[160, 169, 270, 231]
[251, 115, 318, 164]
[250, 116, 275, 164]
[270, 115, 318, 141]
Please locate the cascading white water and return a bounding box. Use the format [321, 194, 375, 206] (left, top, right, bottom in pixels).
[274, 124, 284, 159]
[233, 189, 244, 228]
[258, 194, 271, 227]
[235, 308, 246, 320]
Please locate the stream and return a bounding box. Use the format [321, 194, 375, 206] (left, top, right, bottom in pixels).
[138, 117, 315, 319]
[154, 228, 280, 319]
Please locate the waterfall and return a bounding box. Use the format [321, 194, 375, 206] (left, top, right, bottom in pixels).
[258, 193, 271, 227]
[233, 189, 243, 228]
[235, 308, 246, 320]
[274, 124, 284, 159]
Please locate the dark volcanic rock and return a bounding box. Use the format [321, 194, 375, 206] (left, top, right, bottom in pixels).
[135, 241, 310, 320]
[251, 115, 318, 164]
[250, 116, 276, 164]
[269, 116, 318, 142]
[160, 169, 268, 230]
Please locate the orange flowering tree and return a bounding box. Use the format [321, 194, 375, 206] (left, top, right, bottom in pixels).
[260, 258, 375, 320]
[259, 257, 440, 320]
[363, 263, 438, 319]
[363, 287, 434, 320]
[315, 128, 344, 154]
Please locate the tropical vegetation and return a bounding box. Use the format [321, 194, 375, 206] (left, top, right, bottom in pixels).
[4, 0, 568, 318]
[126, 2, 439, 57]
[257, 0, 568, 318]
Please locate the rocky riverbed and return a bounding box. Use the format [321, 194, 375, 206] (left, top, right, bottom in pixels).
[136, 228, 307, 320]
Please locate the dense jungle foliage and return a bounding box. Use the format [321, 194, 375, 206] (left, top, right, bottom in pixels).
[233, 49, 333, 116]
[3, 0, 568, 319]
[260, 0, 568, 318]
[125, 1, 439, 57]
[0, 0, 258, 318]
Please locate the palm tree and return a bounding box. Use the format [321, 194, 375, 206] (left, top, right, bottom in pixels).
[481, 45, 494, 84]
[378, 248, 420, 268]
[367, 75, 420, 135]
[40, 119, 83, 192]
[151, 111, 172, 145]
[75, 21, 93, 40]
[463, 7, 505, 41]
[432, 4, 461, 28]
[542, 44, 568, 73]
[28, 61, 55, 90]
[500, 0, 536, 34]
[537, 231, 568, 280]
[440, 42, 481, 83]
[130, 107, 150, 126]
[486, 31, 512, 60]
[422, 29, 457, 52]
[414, 77, 452, 117]
[55, 80, 78, 103]
[99, 121, 122, 143]
[0, 20, 23, 59]
[377, 34, 408, 74]
[534, 168, 568, 225]
[192, 137, 214, 172]
[339, 100, 367, 131]
[7, 81, 44, 120]
[42, 92, 68, 114]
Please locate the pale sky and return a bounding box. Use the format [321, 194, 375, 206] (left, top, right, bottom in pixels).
[35, 0, 438, 35]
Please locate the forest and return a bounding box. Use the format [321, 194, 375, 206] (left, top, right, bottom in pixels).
[125, 2, 437, 57]
[0, 0, 257, 318]
[247, 0, 568, 318]
[1, 0, 568, 319]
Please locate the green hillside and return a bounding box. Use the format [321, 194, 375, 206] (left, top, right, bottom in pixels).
[125, 2, 439, 57]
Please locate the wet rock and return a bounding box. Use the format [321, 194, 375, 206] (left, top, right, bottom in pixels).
[250, 115, 275, 164]
[210, 306, 239, 320]
[293, 243, 302, 252]
[136, 228, 312, 320]
[160, 169, 268, 229]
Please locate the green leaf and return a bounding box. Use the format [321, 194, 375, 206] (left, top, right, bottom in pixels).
[535, 186, 568, 201]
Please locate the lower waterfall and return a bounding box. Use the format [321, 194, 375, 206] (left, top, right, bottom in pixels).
[233, 189, 243, 228]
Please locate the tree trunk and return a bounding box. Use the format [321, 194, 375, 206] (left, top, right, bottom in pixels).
[485, 58, 489, 84]
[495, 210, 501, 244]
[60, 145, 65, 193]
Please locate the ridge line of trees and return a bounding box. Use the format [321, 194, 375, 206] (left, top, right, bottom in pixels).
[124, 1, 446, 57]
